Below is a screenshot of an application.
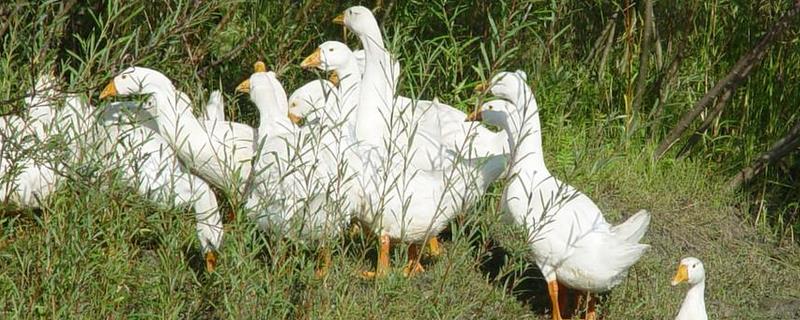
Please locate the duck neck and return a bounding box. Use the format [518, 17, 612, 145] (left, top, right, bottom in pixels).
[503, 93, 548, 180]
[147, 88, 206, 148]
[252, 88, 294, 139]
[334, 57, 362, 129]
[355, 28, 394, 147]
[678, 281, 706, 319]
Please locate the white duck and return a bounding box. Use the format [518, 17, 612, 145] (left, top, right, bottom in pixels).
[671, 257, 707, 320]
[302, 42, 457, 257]
[302, 40, 508, 162]
[334, 7, 507, 170]
[236, 62, 356, 275]
[468, 72, 650, 320]
[46, 89, 224, 272]
[296, 39, 508, 276]
[100, 67, 255, 198]
[0, 75, 60, 208]
[287, 79, 336, 126]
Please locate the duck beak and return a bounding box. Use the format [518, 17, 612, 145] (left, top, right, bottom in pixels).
[205, 251, 217, 273]
[288, 112, 303, 125]
[671, 264, 688, 286]
[465, 107, 482, 122]
[235, 79, 250, 93]
[329, 71, 340, 86]
[99, 81, 117, 99]
[333, 13, 345, 25]
[474, 82, 488, 93]
[301, 48, 322, 69]
[253, 61, 266, 72]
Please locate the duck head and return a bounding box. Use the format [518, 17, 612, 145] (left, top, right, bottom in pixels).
[334, 6, 379, 37]
[301, 41, 354, 73]
[465, 99, 516, 127]
[100, 66, 173, 99]
[236, 62, 300, 125]
[671, 257, 705, 286]
[287, 80, 334, 124]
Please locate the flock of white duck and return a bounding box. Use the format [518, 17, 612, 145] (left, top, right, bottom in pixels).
[0, 6, 708, 320]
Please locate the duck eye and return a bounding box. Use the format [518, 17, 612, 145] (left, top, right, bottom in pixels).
[488, 105, 494, 110]
[329, 48, 334, 52]
[121, 75, 127, 80]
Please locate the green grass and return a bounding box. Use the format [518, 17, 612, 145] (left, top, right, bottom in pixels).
[2, 0, 800, 318]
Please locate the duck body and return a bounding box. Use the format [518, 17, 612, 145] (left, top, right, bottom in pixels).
[58, 93, 223, 268]
[241, 68, 356, 241]
[102, 67, 255, 195]
[0, 76, 61, 208]
[474, 71, 650, 318]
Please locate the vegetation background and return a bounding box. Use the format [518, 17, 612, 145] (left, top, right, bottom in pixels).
[1, 0, 799, 318]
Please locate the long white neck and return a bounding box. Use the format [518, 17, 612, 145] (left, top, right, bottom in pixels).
[146, 88, 205, 152]
[334, 56, 362, 130]
[355, 25, 394, 147]
[252, 86, 294, 139]
[502, 92, 548, 181]
[676, 281, 707, 320]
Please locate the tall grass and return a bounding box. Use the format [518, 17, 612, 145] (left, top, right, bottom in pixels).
[1, 0, 799, 318]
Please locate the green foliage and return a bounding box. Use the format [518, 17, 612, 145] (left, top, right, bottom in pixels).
[1, 0, 799, 318]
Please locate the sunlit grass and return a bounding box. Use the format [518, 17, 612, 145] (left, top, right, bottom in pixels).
[1, 0, 799, 318]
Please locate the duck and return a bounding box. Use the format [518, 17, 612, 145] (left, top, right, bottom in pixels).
[333, 7, 507, 169]
[671, 257, 707, 320]
[302, 41, 465, 258]
[467, 71, 651, 320]
[236, 61, 356, 276]
[99, 67, 255, 199]
[294, 39, 508, 277]
[0, 74, 61, 208]
[287, 79, 336, 126]
[48, 87, 224, 272]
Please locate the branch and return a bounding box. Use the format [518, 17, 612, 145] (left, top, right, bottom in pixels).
[654, 1, 800, 160]
[632, 0, 655, 119]
[729, 119, 800, 190]
[676, 87, 734, 158]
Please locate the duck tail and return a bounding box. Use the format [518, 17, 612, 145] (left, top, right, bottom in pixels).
[205, 90, 224, 121]
[605, 240, 650, 278]
[611, 209, 651, 243]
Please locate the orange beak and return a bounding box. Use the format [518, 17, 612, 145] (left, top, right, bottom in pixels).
[474, 82, 488, 93]
[671, 264, 688, 286]
[328, 71, 340, 86]
[235, 79, 250, 93]
[465, 107, 482, 122]
[253, 61, 266, 72]
[332, 13, 345, 25]
[288, 112, 303, 125]
[300, 48, 322, 69]
[99, 81, 117, 99]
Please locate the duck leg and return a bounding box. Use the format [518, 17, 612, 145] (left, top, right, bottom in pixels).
[403, 243, 425, 277]
[205, 251, 217, 273]
[585, 293, 597, 320]
[427, 237, 442, 257]
[362, 234, 390, 279]
[547, 280, 563, 320]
